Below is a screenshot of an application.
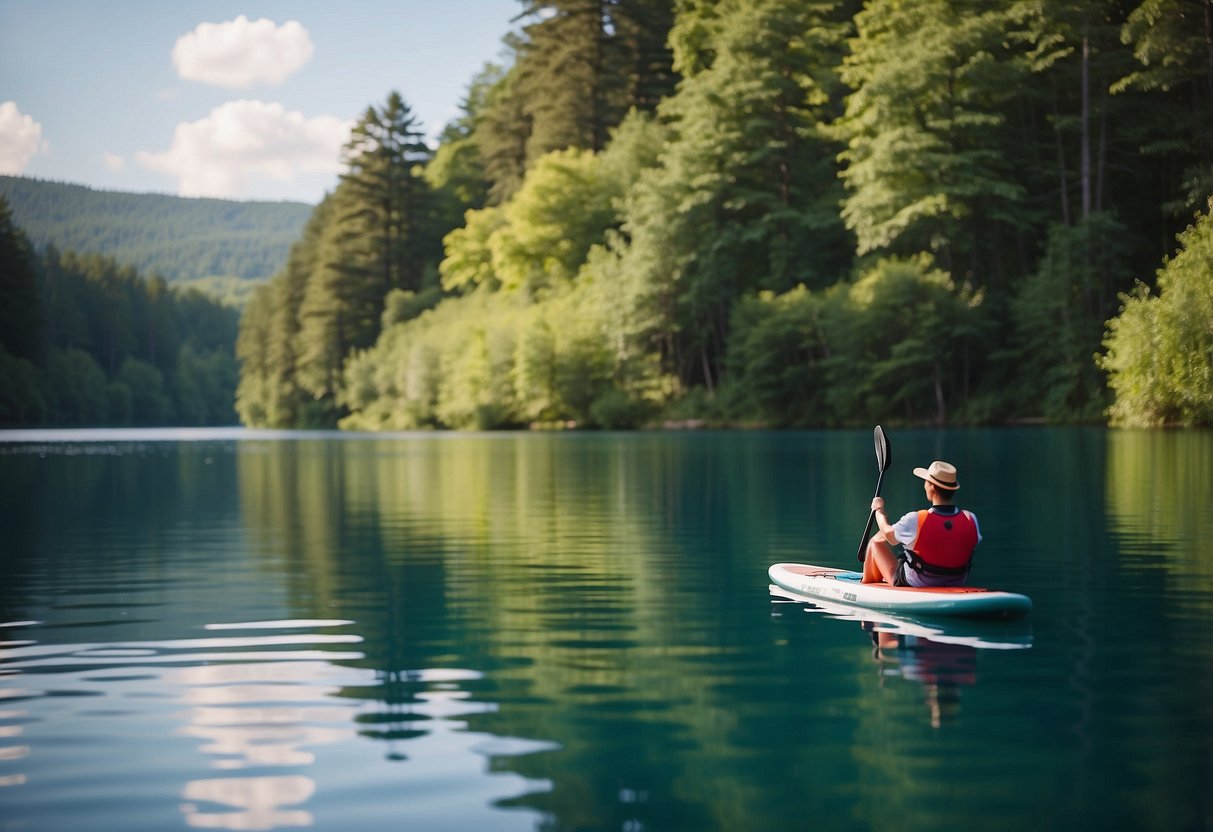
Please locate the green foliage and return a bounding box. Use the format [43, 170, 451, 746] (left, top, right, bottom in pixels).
[1009, 214, 1129, 422]
[1101, 202, 1213, 426]
[724, 284, 838, 426]
[612, 0, 855, 390]
[0, 175, 309, 286]
[45, 348, 109, 424]
[341, 240, 675, 431]
[725, 256, 986, 426]
[0, 197, 42, 363]
[174, 343, 238, 425]
[513, 0, 676, 156]
[439, 205, 508, 292]
[238, 93, 448, 428]
[114, 358, 173, 425]
[249, 0, 1213, 431]
[474, 59, 532, 205]
[488, 147, 622, 293]
[0, 202, 241, 427]
[1113, 0, 1213, 214]
[474, 1, 677, 203]
[835, 256, 987, 424]
[834, 0, 1027, 262]
[0, 351, 45, 424]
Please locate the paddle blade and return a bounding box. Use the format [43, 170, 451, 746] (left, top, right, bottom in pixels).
[874, 425, 891, 473]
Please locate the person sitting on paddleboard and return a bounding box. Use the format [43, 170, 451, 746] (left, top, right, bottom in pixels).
[861, 460, 982, 587]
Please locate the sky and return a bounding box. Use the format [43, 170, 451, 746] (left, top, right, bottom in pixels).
[0, 0, 521, 204]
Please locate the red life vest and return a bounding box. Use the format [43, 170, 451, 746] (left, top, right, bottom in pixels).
[906, 507, 978, 576]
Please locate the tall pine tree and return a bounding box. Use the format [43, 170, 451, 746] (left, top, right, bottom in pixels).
[292, 92, 438, 422]
[474, 1, 676, 203]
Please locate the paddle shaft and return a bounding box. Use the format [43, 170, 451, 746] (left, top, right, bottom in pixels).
[855, 468, 887, 562]
[855, 425, 891, 563]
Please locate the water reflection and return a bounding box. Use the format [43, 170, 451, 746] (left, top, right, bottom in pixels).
[6, 429, 1213, 831]
[866, 628, 975, 728]
[0, 614, 557, 831]
[181, 774, 316, 831]
[1106, 429, 1213, 599]
[772, 587, 1031, 728]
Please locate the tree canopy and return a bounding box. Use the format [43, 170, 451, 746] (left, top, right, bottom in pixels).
[0, 196, 240, 427]
[0, 175, 310, 291]
[16, 0, 1207, 431]
[233, 0, 1213, 431]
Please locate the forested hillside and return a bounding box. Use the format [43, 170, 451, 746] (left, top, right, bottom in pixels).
[0, 175, 310, 302]
[226, 0, 1208, 431]
[0, 198, 240, 427]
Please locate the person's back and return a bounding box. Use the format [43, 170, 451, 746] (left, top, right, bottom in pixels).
[861, 460, 982, 586]
[898, 503, 980, 586]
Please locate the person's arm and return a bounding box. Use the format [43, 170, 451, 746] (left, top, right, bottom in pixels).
[870, 497, 899, 545]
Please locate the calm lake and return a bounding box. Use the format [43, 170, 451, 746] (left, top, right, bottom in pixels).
[1, 428, 1211, 831]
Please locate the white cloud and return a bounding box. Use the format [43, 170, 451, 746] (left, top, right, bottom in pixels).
[0, 102, 46, 174]
[173, 16, 314, 88]
[103, 152, 125, 172]
[136, 100, 351, 199]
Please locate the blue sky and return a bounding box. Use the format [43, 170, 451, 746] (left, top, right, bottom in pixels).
[0, 0, 521, 203]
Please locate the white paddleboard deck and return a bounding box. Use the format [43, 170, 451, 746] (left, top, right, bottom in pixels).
[769, 562, 1032, 620]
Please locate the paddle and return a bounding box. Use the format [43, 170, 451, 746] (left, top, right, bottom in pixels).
[855, 425, 892, 563]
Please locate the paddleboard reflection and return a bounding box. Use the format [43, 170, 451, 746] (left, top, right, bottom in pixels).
[770, 585, 1032, 727]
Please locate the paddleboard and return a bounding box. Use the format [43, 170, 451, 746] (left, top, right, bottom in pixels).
[769, 584, 1033, 649]
[768, 562, 1032, 620]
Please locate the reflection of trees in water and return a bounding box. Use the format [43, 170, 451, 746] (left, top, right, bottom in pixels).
[229, 435, 883, 830]
[1107, 430, 1213, 592]
[355, 669, 430, 755]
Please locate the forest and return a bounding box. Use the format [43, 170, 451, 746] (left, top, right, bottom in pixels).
[234, 0, 1213, 431]
[0, 197, 240, 426]
[0, 175, 310, 304]
[4, 0, 1210, 430]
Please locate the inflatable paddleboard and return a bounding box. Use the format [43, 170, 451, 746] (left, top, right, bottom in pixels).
[768, 562, 1032, 620]
[769, 584, 1033, 649]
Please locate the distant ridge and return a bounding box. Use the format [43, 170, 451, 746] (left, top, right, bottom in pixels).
[0, 175, 313, 288]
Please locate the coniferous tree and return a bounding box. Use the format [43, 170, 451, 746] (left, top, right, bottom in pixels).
[0, 197, 42, 363]
[476, 61, 533, 205]
[338, 91, 435, 315]
[475, 2, 676, 203]
[613, 0, 679, 112]
[515, 0, 616, 155]
[238, 196, 339, 427]
[276, 92, 439, 423]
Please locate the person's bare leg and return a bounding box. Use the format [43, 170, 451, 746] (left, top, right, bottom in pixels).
[862, 535, 898, 584]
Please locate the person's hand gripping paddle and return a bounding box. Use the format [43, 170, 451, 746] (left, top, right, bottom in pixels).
[856, 425, 891, 563]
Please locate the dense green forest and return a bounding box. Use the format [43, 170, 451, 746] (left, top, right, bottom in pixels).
[0, 197, 240, 427]
[235, 0, 1213, 431]
[4, 1, 1206, 431]
[0, 175, 310, 304]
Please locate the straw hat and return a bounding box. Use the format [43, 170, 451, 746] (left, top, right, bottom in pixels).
[913, 460, 960, 490]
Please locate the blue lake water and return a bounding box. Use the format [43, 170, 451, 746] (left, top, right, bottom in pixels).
[1, 428, 1211, 831]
